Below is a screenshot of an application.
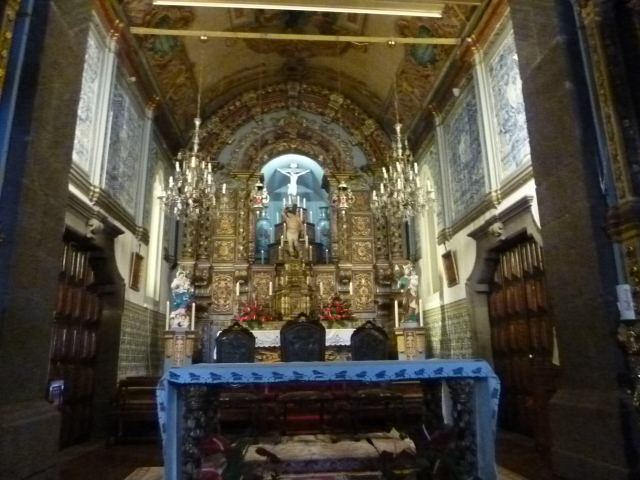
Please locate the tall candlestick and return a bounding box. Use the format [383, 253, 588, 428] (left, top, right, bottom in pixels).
[325, 249, 329, 264]
[349, 281, 353, 295]
[222, 183, 226, 194]
[281, 235, 284, 247]
[297, 195, 300, 205]
[236, 281, 240, 296]
[394, 300, 399, 328]
[191, 303, 195, 330]
[309, 245, 312, 261]
[305, 235, 309, 248]
[303, 198, 306, 209]
[320, 282, 324, 296]
[166, 301, 170, 330]
[269, 281, 273, 295]
[419, 299, 424, 327]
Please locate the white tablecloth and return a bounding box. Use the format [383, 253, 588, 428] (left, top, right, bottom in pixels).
[252, 328, 355, 348]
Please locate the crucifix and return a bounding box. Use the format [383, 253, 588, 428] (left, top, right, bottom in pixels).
[277, 163, 310, 204]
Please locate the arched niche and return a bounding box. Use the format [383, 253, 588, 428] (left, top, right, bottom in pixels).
[198, 83, 391, 170]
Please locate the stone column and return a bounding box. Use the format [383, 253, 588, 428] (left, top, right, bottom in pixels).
[0, 1, 93, 479]
[510, 1, 639, 478]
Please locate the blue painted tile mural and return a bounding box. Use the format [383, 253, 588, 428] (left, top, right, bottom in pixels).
[424, 141, 444, 229]
[445, 86, 485, 219]
[105, 80, 144, 216]
[143, 141, 159, 230]
[488, 31, 531, 179]
[72, 32, 101, 172]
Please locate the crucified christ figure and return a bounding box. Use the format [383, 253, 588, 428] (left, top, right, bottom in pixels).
[277, 163, 310, 201]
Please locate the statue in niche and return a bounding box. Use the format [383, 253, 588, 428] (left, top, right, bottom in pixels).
[396, 264, 419, 320]
[277, 163, 310, 201]
[282, 206, 304, 257]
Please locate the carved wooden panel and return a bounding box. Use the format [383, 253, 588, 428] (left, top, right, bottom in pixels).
[211, 273, 234, 312]
[488, 239, 555, 440]
[316, 272, 336, 305]
[350, 215, 372, 237]
[214, 213, 236, 236]
[351, 191, 371, 212]
[352, 241, 373, 263]
[213, 240, 235, 262]
[252, 272, 272, 304]
[353, 271, 375, 311]
[49, 241, 101, 448]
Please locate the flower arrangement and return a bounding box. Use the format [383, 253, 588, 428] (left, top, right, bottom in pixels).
[236, 300, 273, 329]
[319, 295, 356, 328]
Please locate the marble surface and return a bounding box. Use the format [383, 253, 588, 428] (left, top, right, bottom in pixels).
[488, 31, 531, 179]
[445, 84, 486, 219]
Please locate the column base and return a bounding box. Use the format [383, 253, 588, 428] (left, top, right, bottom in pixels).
[550, 387, 640, 480]
[0, 400, 60, 480]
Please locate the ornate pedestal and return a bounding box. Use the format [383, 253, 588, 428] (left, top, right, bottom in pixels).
[164, 330, 197, 371]
[395, 321, 425, 360]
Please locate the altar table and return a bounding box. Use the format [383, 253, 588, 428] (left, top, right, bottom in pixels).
[157, 359, 500, 480]
[250, 328, 355, 348]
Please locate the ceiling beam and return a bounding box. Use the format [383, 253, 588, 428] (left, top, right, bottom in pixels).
[129, 27, 461, 45]
[152, 0, 453, 17]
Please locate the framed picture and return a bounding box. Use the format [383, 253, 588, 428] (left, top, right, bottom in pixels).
[129, 253, 144, 291]
[442, 250, 459, 287]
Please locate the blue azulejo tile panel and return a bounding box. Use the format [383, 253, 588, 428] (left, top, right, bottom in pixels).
[424, 142, 444, 229]
[105, 80, 144, 216]
[72, 31, 102, 172]
[445, 86, 486, 219]
[143, 141, 159, 230]
[488, 31, 531, 179]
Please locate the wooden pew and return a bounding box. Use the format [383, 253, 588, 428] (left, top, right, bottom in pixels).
[108, 376, 160, 444]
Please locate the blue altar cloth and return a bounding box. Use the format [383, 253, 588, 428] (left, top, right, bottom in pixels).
[157, 359, 500, 480]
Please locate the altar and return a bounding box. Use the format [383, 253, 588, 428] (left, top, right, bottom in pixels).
[157, 359, 500, 480]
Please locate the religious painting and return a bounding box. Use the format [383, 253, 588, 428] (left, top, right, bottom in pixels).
[444, 83, 486, 220]
[129, 253, 144, 292]
[442, 250, 459, 287]
[487, 30, 531, 179]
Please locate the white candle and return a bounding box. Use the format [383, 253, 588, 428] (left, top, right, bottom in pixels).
[166, 301, 170, 330]
[269, 281, 273, 295]
[309, 211, 313, 222]
[303, 198, 306, 209]
[419, 299, 424, 327]
[236, 281, 240, 296]
[349, 281, 353, 295]
[297, 195, 300, 205]
[261, 250, 265, 264]
[222, 183, 226, 194]
[380, 183, 385, 194]
[309, 245, 312, 260]
[305, 235, 309, 248]
[281, 235, 284, 247]
[394, 300, 399, 328]
[325, 249, 329, 264]
[320, 283, 324, 296]
[191, 303, 195, 330]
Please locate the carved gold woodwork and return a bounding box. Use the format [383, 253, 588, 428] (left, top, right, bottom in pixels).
[182, 211, 199, 261]
[213, 240, 235, 262]
[352, 241, 373, 263]
[211, 274, 234, 312]
[316, 273, 336, 305]
[353, 271, 375, 311]
[579, 2, 631, 200]
[351, 215, 372, 237]
[252, 272, 272, 303]
[351, 191, 371, 212]
[214, 213, 236, 236]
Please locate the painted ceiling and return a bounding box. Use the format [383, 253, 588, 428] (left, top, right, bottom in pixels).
[118, 0, 481, 141]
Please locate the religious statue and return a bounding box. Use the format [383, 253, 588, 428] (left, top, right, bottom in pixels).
[277, 163, 310, 201]
[282, 206, 304, 257]
[170, 270, 193, 314]
[396, 263, 419, 320]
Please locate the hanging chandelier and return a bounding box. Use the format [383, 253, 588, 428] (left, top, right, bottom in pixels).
[372, 81, 435, 221]
[161, 117, 216, 218]
[161, 37, 218, 218]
